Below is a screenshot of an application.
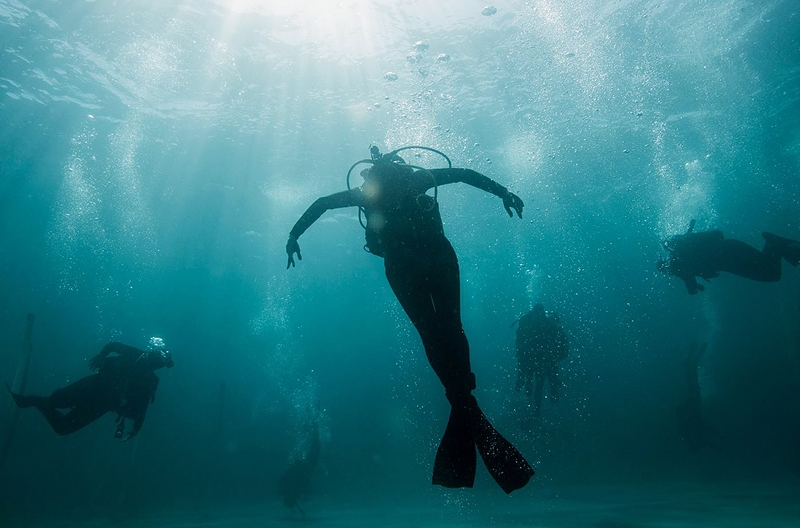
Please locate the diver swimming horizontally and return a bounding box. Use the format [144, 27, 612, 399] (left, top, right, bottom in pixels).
[285, 145, 534, 493]
[658, 219, 800, 295]
[6, 338, 173, 440]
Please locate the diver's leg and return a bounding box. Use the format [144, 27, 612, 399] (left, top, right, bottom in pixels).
[44, 403, 108, 436]
[41, 376, 109, 435]
[425, 240, 474, 400]
[5, 383, 47, 409]
[427, 242, 533, 493]
[49, 375, 102, 409]
[385, 252, 476, 489]
[718, 239, 781, 282]
[515, 367, 524, 392]
[685, 351, 701, 410]
[384, 255, 440, 366]
[762, 232, 800, 267]
[533, 371, 544, 416]
[549, 365, 561, 402]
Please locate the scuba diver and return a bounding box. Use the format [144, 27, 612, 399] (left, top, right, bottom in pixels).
[285, 145, 534, 494]
[658, 219, 800, 294]
[675, 341, 717, 452]
[514, 304, 568, 417]
[5, 338, 173, 441]
[278, 424, 321, 516]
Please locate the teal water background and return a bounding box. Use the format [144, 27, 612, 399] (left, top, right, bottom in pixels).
[1, 1, 799, 525]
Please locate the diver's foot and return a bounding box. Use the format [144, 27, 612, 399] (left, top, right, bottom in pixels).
[5, 382, 31, 408]
[762, 233, 800, 266]
[432, 403, 477, 489]
[762, 232, 800, 247]
[784, 243, 800, 267]
[471, 396, 535, 493]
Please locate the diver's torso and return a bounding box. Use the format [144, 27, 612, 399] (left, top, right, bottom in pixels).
[669, 230, 724, 277]
[361, 168, 446, 257]
[98, 356, 157, 413]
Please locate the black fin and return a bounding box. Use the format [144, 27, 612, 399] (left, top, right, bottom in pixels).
[432, 404, 476, 488]
[763, 232, 800, 266]
[470, 397, 534, 494]
[5, 382, 29, 409]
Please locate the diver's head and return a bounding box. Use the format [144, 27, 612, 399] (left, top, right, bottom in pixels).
[147, 336, 174, 369]
[532, 303, 546, 317]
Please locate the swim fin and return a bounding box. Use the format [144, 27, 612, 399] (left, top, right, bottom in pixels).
[5, 382, 31, 408]
[432, 403, 476, 488]
[763, 232, 800, 266]
[470, 396, 535, 494]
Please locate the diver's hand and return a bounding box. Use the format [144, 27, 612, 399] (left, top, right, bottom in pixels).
[121, 430, 138, 442]
[286, 236, 302, 269]
[502, 191, 524, 219]
[88, 353, 105, 371]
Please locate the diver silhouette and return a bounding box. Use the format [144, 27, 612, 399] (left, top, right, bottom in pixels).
[675, 341, 717, 452]
[658, 219, 800, 294]
[278, 424, 321, 515]
[285, 146, 533, 493]
[6, 339, 173, 440]
[514, 304, 568, 417]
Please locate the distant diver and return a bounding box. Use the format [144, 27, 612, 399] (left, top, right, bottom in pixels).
[658, 219, 800, 294]
[675, 341, 717, 451]
[514, 304, 568, 417]
[278, 424, 321, 515]
[6, 338, 173, 440]
[285, 145, 533, 493]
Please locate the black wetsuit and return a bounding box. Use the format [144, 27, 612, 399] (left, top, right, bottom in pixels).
[290, 167, 499, 400]
[675, 343, 715, 451]
[287, 162, 533, 493]
[13, 343, 159, 436]
[663, 230, 798, 294]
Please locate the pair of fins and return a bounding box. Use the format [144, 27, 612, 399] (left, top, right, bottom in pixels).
[432, 395, 534, 494]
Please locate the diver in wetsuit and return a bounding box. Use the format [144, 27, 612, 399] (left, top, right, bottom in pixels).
[676, 341, 716, 452]
[658, 220, 800, 294]
[285, 146, 533, 493]
[514, 304, 568, 417]
[6, 338, 173, 441]
[278, 425, 321, 515]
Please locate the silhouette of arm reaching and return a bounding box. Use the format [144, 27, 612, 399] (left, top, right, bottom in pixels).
[88, 342, 143, 370]
[428, 168, 524, 218]
[286, 189, 363, 268]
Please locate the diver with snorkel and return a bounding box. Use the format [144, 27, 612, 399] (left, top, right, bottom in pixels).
[285, 145, 533, 493]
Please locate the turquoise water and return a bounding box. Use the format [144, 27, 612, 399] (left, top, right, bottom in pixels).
[1, 1, 799, 526]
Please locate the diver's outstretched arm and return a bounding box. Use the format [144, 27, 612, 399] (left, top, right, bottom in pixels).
[681, 275, 704, 295]
[428, 168, 524, 218]
[286, 189, 362, 268]
[88, 342, 141, 370]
